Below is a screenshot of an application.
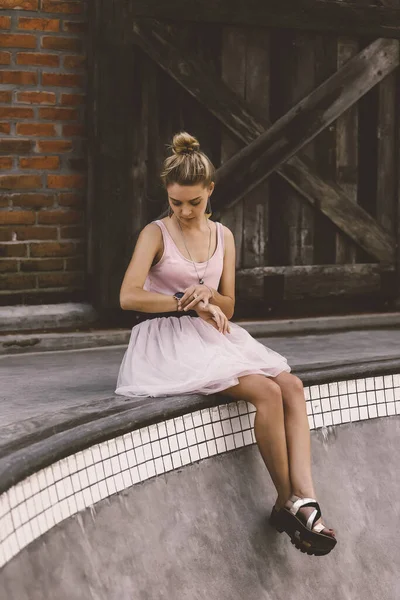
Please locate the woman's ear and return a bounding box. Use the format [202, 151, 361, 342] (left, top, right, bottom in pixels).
[208, 182, 215, 195]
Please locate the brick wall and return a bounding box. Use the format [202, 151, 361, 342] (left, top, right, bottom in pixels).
[0, 0, 87, 306]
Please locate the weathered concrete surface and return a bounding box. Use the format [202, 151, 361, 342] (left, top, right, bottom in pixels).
[1, 416, 399, 600]
[1, 328, 399, 429]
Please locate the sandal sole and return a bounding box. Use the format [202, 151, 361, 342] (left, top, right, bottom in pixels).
[269, 507, 337, 555]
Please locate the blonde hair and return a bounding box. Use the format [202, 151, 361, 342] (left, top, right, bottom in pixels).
[160, 132, 215, 188]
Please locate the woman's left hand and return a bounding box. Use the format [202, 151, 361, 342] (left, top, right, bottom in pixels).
[178, 284, 212, 312]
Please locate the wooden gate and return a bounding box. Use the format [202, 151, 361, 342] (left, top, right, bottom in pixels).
[88, 1, 400, 322]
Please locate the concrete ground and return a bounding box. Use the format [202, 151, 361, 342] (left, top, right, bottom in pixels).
[1, 328, 399, 429]
[2, 416, 399, 600]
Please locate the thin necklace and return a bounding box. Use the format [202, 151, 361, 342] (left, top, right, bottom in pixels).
[176, 215, 212, 285]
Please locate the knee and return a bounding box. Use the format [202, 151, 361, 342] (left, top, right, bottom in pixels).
[288, 375, 304, 393]
[250, 378, 283, 411]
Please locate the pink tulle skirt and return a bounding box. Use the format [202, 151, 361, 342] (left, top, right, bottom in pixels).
[115, 316, 291, 398]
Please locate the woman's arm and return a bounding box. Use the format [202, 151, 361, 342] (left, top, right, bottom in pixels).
[120, 224, 177, 313]
[207, 226, 236, 320]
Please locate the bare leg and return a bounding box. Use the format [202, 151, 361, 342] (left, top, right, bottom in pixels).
[219, 374, 292, 508]
[272, 372, 335, 536]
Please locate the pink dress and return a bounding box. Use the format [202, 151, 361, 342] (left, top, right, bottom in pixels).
[115, 219, 290, 398]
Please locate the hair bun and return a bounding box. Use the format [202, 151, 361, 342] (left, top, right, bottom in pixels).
[172, 132, 200, 155]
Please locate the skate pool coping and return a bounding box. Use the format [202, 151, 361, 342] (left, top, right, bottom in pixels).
[0, 362, 400, 569]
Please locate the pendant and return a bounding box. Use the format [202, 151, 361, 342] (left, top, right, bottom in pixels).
[199, 279, 204, 285]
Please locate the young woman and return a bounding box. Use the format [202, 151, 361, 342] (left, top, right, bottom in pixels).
[116, 132, 337, 556]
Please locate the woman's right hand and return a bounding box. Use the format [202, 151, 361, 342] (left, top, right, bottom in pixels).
[195, 300, 231, 335]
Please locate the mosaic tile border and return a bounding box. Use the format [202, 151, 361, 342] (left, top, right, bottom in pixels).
[1, 373, 400, 570]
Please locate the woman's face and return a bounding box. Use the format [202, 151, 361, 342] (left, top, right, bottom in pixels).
[167, 182, 214, 222]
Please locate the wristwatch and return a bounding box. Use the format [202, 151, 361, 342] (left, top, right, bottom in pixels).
[173, 292, 184, 301]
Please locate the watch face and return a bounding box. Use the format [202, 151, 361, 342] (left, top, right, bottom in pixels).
[174, 292, 184, 299]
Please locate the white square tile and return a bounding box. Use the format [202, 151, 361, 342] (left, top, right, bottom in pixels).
[168, 435, 178, 453]
[141, 427, 151, 445]
[37, 512, 48, 535]
[243, 430, 253, 446]
[306, 401, 312, 416]
[106, 477, 117, 495]
[148, 423, 159, 442]
[138, 463, 149, 481]
[384, 375, 393, 388]
[29, 474, 40, 496]
[180, 449, 191, 465]
[231, 417, 241, 433]
[348, 394, 358, 407]
[107, 439, 118, 458]
[143, 443, 153, 461]
[237, 401, 248, 415]
[392, 374, 400, 386]
[374, 376, 384, 390]
[207, 440, 218, 456]
[0, 494, 10, 519]
[204, 424, 214, 440]
[91, 445, 102, 464]
[228, 403, 239, 418]
[356, 379, 366, 392]
[171, 452, 182, 469]
[8, 532, 20, 556]
[375, 389, 385, 403]
[87, 464, 99, 484]
[75, 491, 85, 512]
[99, 441, 110, 460]
[377, 404, 387, 417]
[365, 377, 375, 391]
[123, 433, 134, 451]
[304, 387, 310, 400]
[332, 411, 342, 425]
[339, 395, 349, 409]
[310, 385, 319, 399]
[30, 516, 41, 539]
[154, 458, 165, 475]
[330, 396, 340, 410]
[308, 415, 315, 429]
[8, 487, 17, 509]
[156, 422, 167, 439]
[135, 446, 145, 463]
[221, 419, 233, 435]
[189, 445, 200, 462]
[212, 421, 224, 438]
[346, 380, 356, 394]
[218, 405, 230, 420]
[225, 435, 235, 451]
[102, 459, 112, 478]
[367, 391, 376, 405]
[312, 400, 322, 414]
[162, 455, 173, 472]
[329, 382, 338, 396]
[0, 513, 14, 540]
[89, 483, 101, 505]
[183, 413, 194, 430]
[132, 430, 142, 447]
[216, 437, 227, 453]
[233, 432, 244, 448]
[63, 476, 73, 498]
[160, 438, 170, 456]
[358, 392, 367, 406]
[359, 406, 369, 420]
[319, 383, 329, 397]
[341, 409, 350, 423]
[387, 403, 396, 415]
[118, 453, 128, 472]
[192, 411, 203, 427]
[239, 414, 251, 430]
[368, 405, 378, 419]
[248, 411, 255, 427]
[195, 426, 205, 443]
[40, 488, 51, 511]
[130, 466, 141, 484]
[201, 408, 211, 424]
[116, 437, 126, 455]
[173, 417, 185, 433]
[321, 398, 331, 413]
[146, 460, 157, 477]
[37, 470, 47, 492]
[338, 381, 347, 395]
[114, 474, 125, 492]
[98, 480, 109, 500]
[314, 414, 323, 429]
[210, 407, 221, 422]
[350, 407, 360, 421]
[177, 432, 188, 449]
[82, 489, 93, 508]
[385, 388, 395, 402]
[394, 388, 400, 400]
[48, 484, 58, 505]
[186, 430, 197, 446]
[198, 443, 209, 459]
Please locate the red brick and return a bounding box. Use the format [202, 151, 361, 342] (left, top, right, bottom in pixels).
[39, 107, 79, 121]
[0, 157, 13, 170]
[30, 241, 76, 257]
[0, 71, 37, 85]
[63, 54, 85, 69]
[47, 174, 85, 189]
[62, 123, 84, 137]
[0, 16, 11, 30]
[60, 93, 85, 106]
[18, 17, 60, 31]
[17, 52, 59, 67]
[0, 107, 34, 119]
[0, 225, 57, 241]
[0, 91, 12, 103]
[0, 210, 35, 225]
[41, 35, 82, 52]
[63, 20, 87, 34]
[38, 208, 82, 225]
[58, 192, 83, 207]
[17, 122, 56, 136]
[8, 193, 54, 208]
[0, 175, 41, 190]
[0, 259, 18, 273]
[0, 139, 33, 154]
[0, 33, 36, 48]
[20, 156, 60, 170]
[0, 51, 11, 65]
[0, 0, 38, 9]
[37, 271, 84, 288]
[60, 225, 84, 239]
[0, 243, 27, 258]
[16, 91, 56, 105]
[0, 273, 35, 289]
[20, 258, 63, 272]
[42, 72, 83, 88]
[36, 139, 72, 153]
[0, 123, 11, 135]
[41, 0, 82, 14]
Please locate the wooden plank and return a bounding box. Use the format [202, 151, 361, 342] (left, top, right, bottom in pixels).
[132, 20, 397, 262]
[335, 37, 359, 264]
[242, 29, 270, 268]
[376, 71, 397, 236]
[127, 0, 400, 39]
[220, 27, 246, 269]
[274, 31, 316, 266]
[236, 263, 394, 300]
